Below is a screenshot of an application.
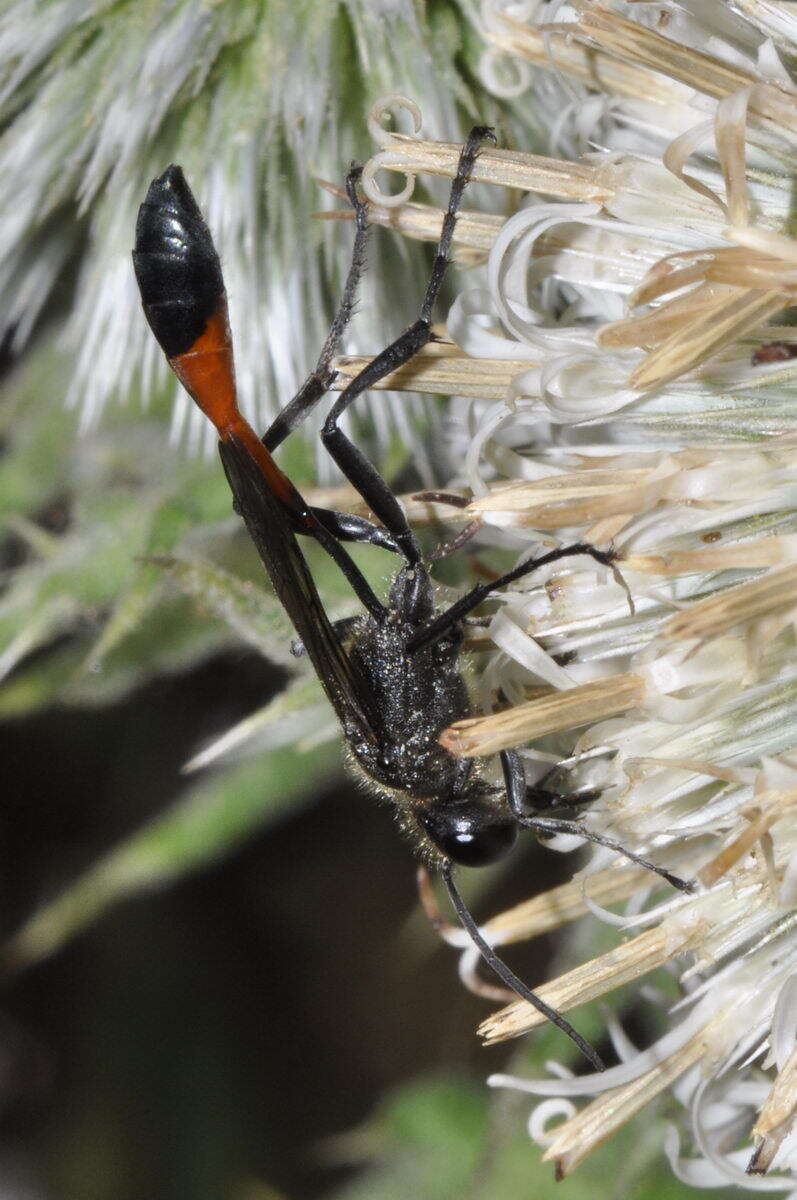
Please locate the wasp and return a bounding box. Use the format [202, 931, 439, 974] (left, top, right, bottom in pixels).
[133, 128, 690, 1071]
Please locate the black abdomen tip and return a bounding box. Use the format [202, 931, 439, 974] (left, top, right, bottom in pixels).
[133, 165, 225, 358]
[143, 165, 204, 224]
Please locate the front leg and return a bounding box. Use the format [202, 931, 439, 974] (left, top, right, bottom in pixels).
[525, 779, 601, 818]
[501, 749, 596, 819]
[500, 751, 692, 892]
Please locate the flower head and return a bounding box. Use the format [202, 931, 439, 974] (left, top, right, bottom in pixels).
[5, 2, 797, 1188]
[336, 3, 797, 1187]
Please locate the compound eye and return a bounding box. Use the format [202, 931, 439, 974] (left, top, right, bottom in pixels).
[419, 799, 517, 867]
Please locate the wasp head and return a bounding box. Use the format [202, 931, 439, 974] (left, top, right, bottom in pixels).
[418, 789, 517, 867]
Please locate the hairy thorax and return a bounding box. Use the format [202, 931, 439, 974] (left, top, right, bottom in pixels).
[346, 614, 474, 800]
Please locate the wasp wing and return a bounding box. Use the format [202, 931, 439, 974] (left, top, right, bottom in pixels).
[218, 434, 381, 746]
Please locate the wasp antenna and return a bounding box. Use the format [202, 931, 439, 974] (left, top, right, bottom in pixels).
[440, 866, 606, 1072]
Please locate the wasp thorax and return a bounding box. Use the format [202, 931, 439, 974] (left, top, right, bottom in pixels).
[388, 566, 434, 625]
[419, 795, 517, 867]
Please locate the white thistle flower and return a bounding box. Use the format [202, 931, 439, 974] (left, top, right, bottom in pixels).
[324, 2, 797, 1189]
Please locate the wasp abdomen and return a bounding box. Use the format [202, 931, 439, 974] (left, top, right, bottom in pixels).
[133, 165, 224, 359]
[133, 165, 240, 432]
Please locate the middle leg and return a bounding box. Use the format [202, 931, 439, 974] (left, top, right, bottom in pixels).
[262, 127, 495, 562]
[319, 126, 496, 565]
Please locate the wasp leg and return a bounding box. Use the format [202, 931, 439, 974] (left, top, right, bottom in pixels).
[263, 165, 370, 453]
[408, 493, 482, 562]
[499, 750, 693, 892]
[504, 748, 597, 816]
[521, 815, 695, 893]
[319, 126, 496, 567]
[266, 131, 494, 561]
[218, 436, 385, 619]
[524, 787, 602, 818]
[290, 507, 400, 554]
[409, 542, 620, 652]
[261, 167, 401, 555]
[428, 519, 482, 562]
[291, 614, 360, 658]
[525, 761, 602, 816]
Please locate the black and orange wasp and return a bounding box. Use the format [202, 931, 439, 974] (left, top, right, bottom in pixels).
[133, 128, 690, 1070]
